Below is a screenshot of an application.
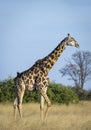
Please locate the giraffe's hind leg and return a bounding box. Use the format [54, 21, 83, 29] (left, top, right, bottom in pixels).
[14, 96, 23, 118]
[14, 87, 25, 118]
[17, 89, 25, 118]
[14, 98, 18, 119]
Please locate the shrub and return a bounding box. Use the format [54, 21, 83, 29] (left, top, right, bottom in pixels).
[0, 78, 79, 104]
[0, 78, 15, 102]
[71, 87, 90, 100]
[48, 83, 79, 104]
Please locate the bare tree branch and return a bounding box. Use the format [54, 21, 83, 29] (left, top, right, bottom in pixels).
[59, 51, 91, 88]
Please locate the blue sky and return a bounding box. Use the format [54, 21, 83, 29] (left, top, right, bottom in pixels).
[0, 0, 91, 89]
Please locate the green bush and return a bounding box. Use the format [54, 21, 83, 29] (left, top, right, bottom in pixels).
[23, 91, 40, 103]
[87, 90, 91, 100]
[48, 83, 79, 104]
[71, 87, 91, 100]
[0, 78, 79, 104]
[0, 78, 15, 102]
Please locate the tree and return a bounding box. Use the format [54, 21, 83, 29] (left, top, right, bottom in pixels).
[59, 51, 91, 88]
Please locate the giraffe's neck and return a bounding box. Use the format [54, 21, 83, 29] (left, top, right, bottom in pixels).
[41, 39, 66, 73]
[17, 40, 66, 78]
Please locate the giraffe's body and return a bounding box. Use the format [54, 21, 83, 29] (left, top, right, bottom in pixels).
[14, 34, 80, 120]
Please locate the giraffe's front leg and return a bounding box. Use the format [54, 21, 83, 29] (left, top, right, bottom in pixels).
[40, 95, 45, 121]
[40, 87, 51, 121]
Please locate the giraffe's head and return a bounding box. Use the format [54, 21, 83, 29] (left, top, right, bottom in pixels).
[65, 34, 80, 48]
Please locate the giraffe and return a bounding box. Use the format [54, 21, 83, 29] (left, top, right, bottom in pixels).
[14, 34, 80, 120]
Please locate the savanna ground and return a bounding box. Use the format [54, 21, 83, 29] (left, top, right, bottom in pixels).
[0, 101, 91, 130]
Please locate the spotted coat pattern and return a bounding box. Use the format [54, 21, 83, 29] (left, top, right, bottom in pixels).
[14, 34, 79, 119]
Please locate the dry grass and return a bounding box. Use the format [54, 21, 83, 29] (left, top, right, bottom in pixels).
[0, 101, 91, 130]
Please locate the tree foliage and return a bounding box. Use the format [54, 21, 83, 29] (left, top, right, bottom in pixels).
[60, 51, 91, 88]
